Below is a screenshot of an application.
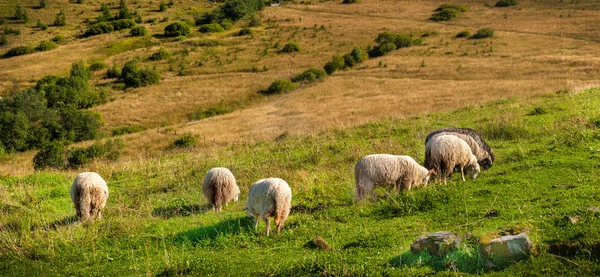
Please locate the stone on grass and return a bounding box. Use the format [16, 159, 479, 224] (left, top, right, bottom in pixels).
[312, 235, 331, 251]
[479, 233, 532, 260]
[564, 216, 580, 224]
[587, 206, 600, 213]
[410, 231, 460, 256]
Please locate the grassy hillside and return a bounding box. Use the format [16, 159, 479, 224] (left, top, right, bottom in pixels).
[1, 87, 599, 276]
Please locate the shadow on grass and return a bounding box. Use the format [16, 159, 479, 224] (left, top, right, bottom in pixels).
[174, 216, 254, 244]
[44, 215, 78, 230]
[152, 204, 211, 219]
[389, 250, 498, 274]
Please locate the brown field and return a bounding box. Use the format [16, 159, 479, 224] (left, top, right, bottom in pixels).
[0, 0, 599, 174]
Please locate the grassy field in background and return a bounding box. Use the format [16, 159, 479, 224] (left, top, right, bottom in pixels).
[1, 87, 599, 276]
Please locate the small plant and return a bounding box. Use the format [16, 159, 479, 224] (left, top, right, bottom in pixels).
[324, 55, 346, 75]
[342, 0, 359, 3]
[237, 27, 253, 36]
[3, 45, 35, 58]
[84, 22, 114, 37]
[40, 0, 47, 8]
[164, 22, 191, 37]
[14, 4, 29, 24]
[89, 61, 107, 71]
[495, 0, 517, 7]
[112, 19, 136, 30]
[199, 23, 225, 33]
[54, 10, 67, 26]
[281, 41, 301, 53]
[171, 133, 197, 149]
[106, 64, 122, 78]
[292, 68, 327, 83]
[470, 28, 494, 39]
[265, 79, 296, 94]
[149, 47, 172, 61]
[159, 1, 167, 12]
[456, 30, 471, 38]
[51, 34, 66, 43]
[130, 26, 148, 36]
[220, 21, 233, 30]
[35, 40, 58, 52]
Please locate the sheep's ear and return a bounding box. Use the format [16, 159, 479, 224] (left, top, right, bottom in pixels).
[428, 169, 436, 176]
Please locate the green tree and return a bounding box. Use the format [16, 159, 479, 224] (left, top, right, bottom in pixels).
[54, 11, 67, 26]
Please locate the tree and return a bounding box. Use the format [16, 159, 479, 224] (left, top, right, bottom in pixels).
[54, 11, 67, 26]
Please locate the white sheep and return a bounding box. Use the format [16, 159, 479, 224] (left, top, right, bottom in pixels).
[425, 128, 495, 170]
[425, 135, 481, 185]
[354, 154, 435, 201]
[202, 167, 240, 212]
[244, 178, 292, 236]
[70, 172, 109, 221]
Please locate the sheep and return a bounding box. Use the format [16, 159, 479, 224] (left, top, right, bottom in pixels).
[354, 154, 436, 201]
[70, 172, 109, 221]
[425, 127, 495, 170]
[244, 178, 292, 236]
[425, 135, 481, 185]
[202, 167, 240, 212]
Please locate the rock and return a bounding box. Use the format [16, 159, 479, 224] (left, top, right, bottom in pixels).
[587, 206, 600, 213]
[564, 216, 580, 224]
[479, 233, 532, 260]
[410, 231, 460, 256]
[552, 183, 572, 188]
[312, 235, 330, 251]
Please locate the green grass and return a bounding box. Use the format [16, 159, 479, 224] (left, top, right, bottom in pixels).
[1, 88, 600, 275]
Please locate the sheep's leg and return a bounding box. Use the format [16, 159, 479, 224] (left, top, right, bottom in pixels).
[253, 216, 259, 230]
[443, 175, 447, 186]
[276, 221, 283, 234]
[460, 166, 466, 182]
[265, 217, 271, 236]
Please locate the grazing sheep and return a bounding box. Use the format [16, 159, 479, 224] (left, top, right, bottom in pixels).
[425, 127, 495, 170]
[244, 178, 292, 236]
[354, 154, 436, 201]
[70, 172, 109, 221]
[202, 167, 240, 212]
[425, 135, 481, 185]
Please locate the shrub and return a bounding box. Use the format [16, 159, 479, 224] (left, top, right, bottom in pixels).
[66, 139, 123, 168]
[159, 1, 167, 12]
[265, 79, 296, 94]
[470, 28, 494, 39]
[324, 55, 345, 75]
[199, 23, 225, 33]
[51, 34, 66, 43]
[430, 4, 468, 22]
[237, 27, 253, 36]
[33, 141, 66, 170]
[112, 125, 144, 136]
[97, 3, 112, 22]
[292, 68, 327, 83]
[435, 4, 468, 12]
[343, 47, 369, 67]
[35, 40, 58, 52]
[171, 133, 197, 148]
[54, 10, 67, 26]
[117, 0, 133, 19]
[149, 47, 171, 61]
[456, 30, 471, 38]
[36, 19, 48, 30]
[135, 14, 143, 23]
[112, 19, 136, 30]
[187, 105, 230, 121]
[84, 22, 114, 37]
[89, 61, 107, 71]
[495, 0, 517, 7]
[164, 22, 191, 37]
[106, 64, 122, 78]
[248, 16, 261, 27]
[375, 32, 413, 49]
[3, 45, 35, 58]
[281, 41, 301, 53]
[121, 60, 161, 88]
[70, 60, 89, 79]
[220, 21, 233, 30]
[0, 34, 6, 46]
[130, 26, 148, 36]
[40, 0, 47, 8]
[342, 0, 359, 3]
[376, 42, 396, 56]
[14, 5, 29, 24]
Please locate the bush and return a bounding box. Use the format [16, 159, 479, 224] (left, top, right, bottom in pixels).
[470, 28, 494, 39]
[164, 22, 191, 37]
[171, 133, 197, 148]
[324, 55, 345, 75]
[343, 47, 369, 68]
[342, 0, 359, 3]
[36, 19, 48, 30]
[281, 41, 301, 53]
[121, 60, 161, 88]
[35, 40, 57, 52]
[14, 4, 29, 24]
[375, 32, 413, 49]
[106, 64, 121, 78]
[40, 0, 47, 8]
[97, 3, 112, 22]
[112, 19, 136, 30]
[456, 30, 471, 38]
[495, 0, 517, 7]
[117, 0, 133, 19]
[237, 27, 253, 36]
[435, 4, 468, 12]
[187, 105, 230, 121]
[220, 21, 233, 30]
[265, 79, 296, 94]
[54, 10, 67, 26]
[33, 141, 66, 170]
[149, 47, 171, 61]
[376, 42, 396, 56]
[3, 45, 35, 58]
[65, 139, 124, 168]
[51, 34, 66, 43]
[70, 60, 89, 79]
[84, 22, 114, 37]
[199, 23, 225, 33]
[130, 26, 148, 36]
[112, 125, 144, 136]
[159, 1, 167, 12]
[0, 34, 6, 46]
[89, 61, 107, 71]
[292, 68, 327, 83]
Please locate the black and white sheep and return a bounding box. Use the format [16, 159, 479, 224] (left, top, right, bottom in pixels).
[425, 127, 495, 170]
[70, 172, 109, 221]
[425, 135, 481, 185]
[244, 178, 292, 236]
[202, 167, 240, 212]
[354, 154, 435, 201]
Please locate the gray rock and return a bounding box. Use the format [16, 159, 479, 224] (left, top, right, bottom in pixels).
[312, 235, 330, 251]
[410, 231, 460, 256]
[479, 233, 532, 260]
[587, 206, 600, 213]
[564, 216, 580, 224]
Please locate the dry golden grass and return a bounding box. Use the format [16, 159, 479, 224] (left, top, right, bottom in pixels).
[1, 0, 599, 173]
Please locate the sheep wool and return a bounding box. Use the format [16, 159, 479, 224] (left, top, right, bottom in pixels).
[354, 154, 435, 201]
[425, 135, 481, 185]
[202, 167, 240, 212]
[70, 172, 109, 221]
[425, 127, 495, 170]
[244, 178, 292, 236]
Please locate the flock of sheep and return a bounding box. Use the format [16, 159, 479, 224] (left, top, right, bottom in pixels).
[69, 127, 495, 236]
